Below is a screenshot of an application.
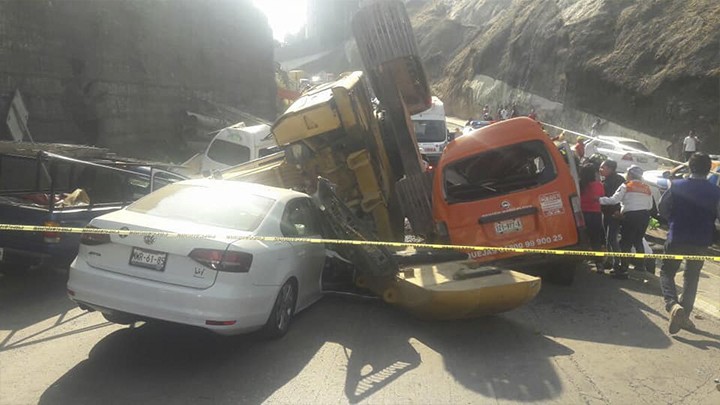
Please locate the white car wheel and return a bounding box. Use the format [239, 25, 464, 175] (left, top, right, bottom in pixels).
[264, 279, 297, 338]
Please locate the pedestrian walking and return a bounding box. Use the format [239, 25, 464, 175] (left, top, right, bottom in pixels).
[599, 159, 625, 270]
[579, 164, 606, 271]
[590, 119, 601, 137]
[658, 152, 720, 334]
[682, 130, 699, 161]
[599, 165, 653, 279]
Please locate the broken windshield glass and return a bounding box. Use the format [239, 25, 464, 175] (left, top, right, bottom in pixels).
[443, 140, 557, 203]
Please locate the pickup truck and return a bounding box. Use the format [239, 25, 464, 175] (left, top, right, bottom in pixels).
[0, 148, 185, 274]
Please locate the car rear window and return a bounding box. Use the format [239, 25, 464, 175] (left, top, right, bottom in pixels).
[207, 139, 251, 166]
[443, 140, 557, 203]
[618, 140, 649, 152]
[128, 183, 275, 231]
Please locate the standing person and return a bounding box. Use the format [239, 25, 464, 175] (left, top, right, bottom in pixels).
[682, 130, 699, 161]
[510, 103, 519, 118]
[496, 106, 503, 121]
[528, 108, 538, 121]
[599, 166, 653, 279]
[579, 164, 606, 271]
[500, 106, 509, 120]
[658, 153, 720, 334]
[590, 119, 601, 137]
[599, 159, 625, 270]
[574, 138, 585, 161]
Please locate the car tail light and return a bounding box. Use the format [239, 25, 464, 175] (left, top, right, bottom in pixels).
[189, 249, 253, 273]
[80, 225, 111, 245]
[621, 153, 633, 161]
[569, 194, 585, 228]
[43, 221, 61, 243]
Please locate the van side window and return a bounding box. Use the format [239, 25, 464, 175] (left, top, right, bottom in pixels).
[207, 139, 251, 166]
[443, 140, 557, 203]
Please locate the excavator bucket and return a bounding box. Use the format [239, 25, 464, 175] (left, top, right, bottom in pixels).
[379, 262, 541, 320]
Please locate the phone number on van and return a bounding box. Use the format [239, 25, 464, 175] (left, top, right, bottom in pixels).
[468, 234, 564, 259]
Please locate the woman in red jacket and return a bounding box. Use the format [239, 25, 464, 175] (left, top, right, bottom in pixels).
[579, 164, 606, 271]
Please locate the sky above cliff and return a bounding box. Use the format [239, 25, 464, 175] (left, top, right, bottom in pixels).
[252, 0, 308, 42]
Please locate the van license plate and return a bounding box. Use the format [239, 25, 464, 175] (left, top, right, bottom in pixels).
[494, 219, 523, 234]
[129, 247, 167, 271]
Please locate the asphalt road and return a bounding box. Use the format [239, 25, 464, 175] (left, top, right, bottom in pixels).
[1, 260, 719, 405]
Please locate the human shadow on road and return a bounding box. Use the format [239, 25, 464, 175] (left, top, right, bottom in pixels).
[39, 294, 573, 405]
[528, 266, 674, 349]
[672, 328, 720, 351]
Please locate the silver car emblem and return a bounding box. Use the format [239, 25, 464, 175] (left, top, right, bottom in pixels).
[143, 234, 155, 245]
[119, 226, 129, 239]
[501, 200, 511, 209]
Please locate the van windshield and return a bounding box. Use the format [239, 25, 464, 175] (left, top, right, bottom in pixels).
[443, 140, 557, 203]
[207, 139, 251, 166]
[413, 120, 447, 143]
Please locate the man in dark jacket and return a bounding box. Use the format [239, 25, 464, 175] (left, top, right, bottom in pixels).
[599, 159, 625, 271]
[659, 152, 720, 334]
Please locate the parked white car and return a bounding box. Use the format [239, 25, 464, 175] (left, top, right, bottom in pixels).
[68, 179, 326, 337]
[582, 136, 657, 173]
[642, 159, 720, 207]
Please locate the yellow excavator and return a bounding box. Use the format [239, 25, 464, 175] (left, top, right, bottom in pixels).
[220, 0, 540, 319]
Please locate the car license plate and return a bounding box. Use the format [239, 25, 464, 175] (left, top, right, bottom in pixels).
[129, 247, 167, 271]
[494, 218, 523, 234]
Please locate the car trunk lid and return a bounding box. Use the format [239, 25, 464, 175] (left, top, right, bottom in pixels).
[80, 210, 249, 289]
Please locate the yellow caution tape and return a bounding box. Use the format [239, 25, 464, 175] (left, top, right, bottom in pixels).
[2, 223, 719, 262]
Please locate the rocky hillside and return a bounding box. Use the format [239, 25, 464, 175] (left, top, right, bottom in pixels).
[408, 0, 720, 152]
[0, 0, 275, 161]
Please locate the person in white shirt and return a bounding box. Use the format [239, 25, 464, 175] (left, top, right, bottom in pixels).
[599, 165, 653, 278]
[500, 107, 509, 120]
[682, 130, 699, 161]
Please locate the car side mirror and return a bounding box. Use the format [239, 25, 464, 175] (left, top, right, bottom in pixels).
[662, 171, 671, 179]
[447, 129, 454, 141]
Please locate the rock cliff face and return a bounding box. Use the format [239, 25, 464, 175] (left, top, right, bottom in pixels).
[408, 0, 720, 152]
[0, 0, 275, 160]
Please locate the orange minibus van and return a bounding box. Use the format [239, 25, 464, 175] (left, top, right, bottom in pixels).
[432, 117, 587, 284]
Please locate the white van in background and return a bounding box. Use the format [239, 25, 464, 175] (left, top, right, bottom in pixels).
[411, 96, 449, 165]
[176, 123, 279, 177]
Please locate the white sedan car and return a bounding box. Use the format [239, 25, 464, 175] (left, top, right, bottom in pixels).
[582, 135, 658, 173]
[643, 160, 720, 206]
[68, 179, 326, 337]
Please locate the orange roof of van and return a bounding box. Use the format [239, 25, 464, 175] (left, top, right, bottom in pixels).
[443, 117, 547, 164]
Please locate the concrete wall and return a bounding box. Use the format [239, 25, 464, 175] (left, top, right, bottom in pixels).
[0, 0, 275, 161]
